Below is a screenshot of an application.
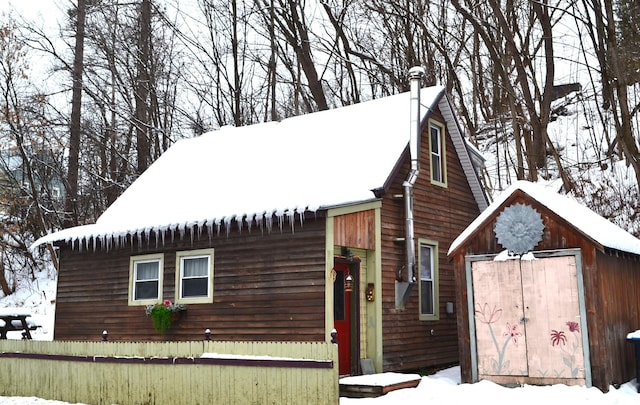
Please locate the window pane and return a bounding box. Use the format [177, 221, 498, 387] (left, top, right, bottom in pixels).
[432, 156, 442, 181]
[333, 271, 345, 321]
[420, 245, 432, 281]
[133, 260, 159, 301]
[135, 280, 158, 300]
[183, 257, 208, 277]
[421, 280, 434, 315]
[431, 127, 440, 150]
[420, 244, 435, 316]
[431, 126, 442, 182]
[136, 261, 158, 280]
[183, 278, 208, 297]
[179, 252, 213, 300]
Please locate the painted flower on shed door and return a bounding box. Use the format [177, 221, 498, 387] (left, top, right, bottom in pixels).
[550, 321, 582, 378]
[475, 302, 523, 375]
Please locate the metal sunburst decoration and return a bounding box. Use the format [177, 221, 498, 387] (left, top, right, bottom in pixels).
[494, 203, 545, 256]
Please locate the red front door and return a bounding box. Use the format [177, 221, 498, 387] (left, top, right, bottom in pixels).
[334, 262, 352, 375]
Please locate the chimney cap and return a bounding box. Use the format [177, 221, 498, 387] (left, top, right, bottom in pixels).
[408, 66, 425, 79]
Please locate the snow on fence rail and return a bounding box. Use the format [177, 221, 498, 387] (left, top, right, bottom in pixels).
[0, 340, 339, 405]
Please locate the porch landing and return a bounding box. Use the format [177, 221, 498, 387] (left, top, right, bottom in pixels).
[339, 372, 422, 398]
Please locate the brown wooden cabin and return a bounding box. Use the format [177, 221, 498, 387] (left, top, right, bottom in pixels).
[34, 75, 487, 376]
[447, 180, 640, 391]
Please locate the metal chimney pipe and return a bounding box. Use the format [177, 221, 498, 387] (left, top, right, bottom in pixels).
[403, 66, 425, 284]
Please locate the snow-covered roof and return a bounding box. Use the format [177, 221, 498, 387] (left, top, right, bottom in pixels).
[33, 86, 485, 249]
[448, 180, 640, 256]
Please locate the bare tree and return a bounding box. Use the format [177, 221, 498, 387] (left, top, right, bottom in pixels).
[64, 0, 87, 227]
[450, 0, 575, 190]
[256, 0, 329, 112]
[577, 0, 640, 187]
[0, 23, 61, 275]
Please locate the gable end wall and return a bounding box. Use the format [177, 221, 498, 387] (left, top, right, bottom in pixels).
[379, 107, 481, 372]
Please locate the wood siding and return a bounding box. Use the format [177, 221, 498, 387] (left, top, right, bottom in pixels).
[379, 108, 482, 371]
[54, 214, 327, 342]
[450, 190, 640, 391]
[334, 210, 375, 250]
[591, 250, 640, 389]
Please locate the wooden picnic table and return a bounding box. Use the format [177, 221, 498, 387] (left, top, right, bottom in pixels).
[0, 308, 39, 339]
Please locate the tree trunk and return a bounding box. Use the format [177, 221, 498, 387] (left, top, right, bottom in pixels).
[231, 0, 241, 126]
[0, 253, 11, 296]
[135, 0, 152, 174]
[64, 0, 86, 228]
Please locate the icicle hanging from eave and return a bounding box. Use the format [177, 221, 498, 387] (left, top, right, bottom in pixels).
[215, 218, 223, 237]
[197, 221, 204, 242]
[288, 210, 295, 234]
[276, 210, 285, 232]
[237, 215, 244, 234]
[256, 213, 264, 235]
[226, 216, 233, 238]
[61, 205, 317, 252]
[266, 213, 273, 234]
[247, 214, 254, 233]
[207, 221, 213, 243]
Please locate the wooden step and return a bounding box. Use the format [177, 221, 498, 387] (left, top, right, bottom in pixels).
[339, 372, 422, 398]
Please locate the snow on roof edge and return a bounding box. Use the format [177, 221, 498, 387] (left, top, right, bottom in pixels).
[30, 196, 383, 250]
[30, 206, 315, 251]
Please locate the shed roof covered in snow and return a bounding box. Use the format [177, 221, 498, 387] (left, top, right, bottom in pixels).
[34, 86, 487, 248]
[448, 180, 640, 256]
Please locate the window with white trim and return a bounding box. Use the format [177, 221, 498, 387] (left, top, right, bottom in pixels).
[418, 240, 439, 320]
[429, 120, 447, 186]
[129, 253, 164, 305]
[176, 248, 214, 304]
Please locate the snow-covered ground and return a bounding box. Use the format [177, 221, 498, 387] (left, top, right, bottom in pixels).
[0, 366, 637, 404]
[0, 268, 56, 341]
[339, 367, 639, 404]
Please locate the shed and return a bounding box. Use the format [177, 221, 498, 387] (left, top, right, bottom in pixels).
[33, 72, 488, 376]
[448, 180, 640, 391]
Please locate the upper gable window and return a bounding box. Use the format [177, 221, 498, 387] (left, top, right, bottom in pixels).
[176, 248, 214, 304]
[418, 239, 439, 321]
[429, 120, 447, 187]
[129, 253, 164, 305]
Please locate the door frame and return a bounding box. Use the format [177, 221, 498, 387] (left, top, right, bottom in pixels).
[464, 248, 592, 387]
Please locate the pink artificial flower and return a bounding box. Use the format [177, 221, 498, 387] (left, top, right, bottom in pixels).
[163, 299, 172, 307]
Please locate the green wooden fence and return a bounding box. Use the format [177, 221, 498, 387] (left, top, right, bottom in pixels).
[0, 340, 339, 405]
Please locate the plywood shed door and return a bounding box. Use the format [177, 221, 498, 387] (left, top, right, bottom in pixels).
[472, 256, 585, 384]
[472, 260, 528, 377]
